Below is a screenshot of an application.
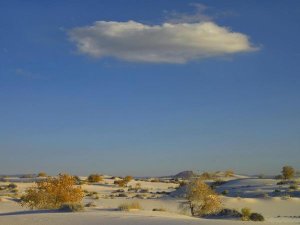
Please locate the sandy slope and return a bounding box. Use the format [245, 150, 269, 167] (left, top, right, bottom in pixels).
[0, 207, 299, 225]
[1, 194, 300, 225]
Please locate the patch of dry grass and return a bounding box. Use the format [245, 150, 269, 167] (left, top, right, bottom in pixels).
[118, 201, 142, 211]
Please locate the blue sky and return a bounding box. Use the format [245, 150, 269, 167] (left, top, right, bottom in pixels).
[0, 0, 299, 176]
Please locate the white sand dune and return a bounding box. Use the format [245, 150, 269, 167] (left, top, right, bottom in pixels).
[1, 176, 300, 225]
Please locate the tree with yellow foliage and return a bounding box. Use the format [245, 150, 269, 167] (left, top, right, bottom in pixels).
[20, 174, 84, 209]
[186, 178, 222, 216]
[281, 166, 295, 180]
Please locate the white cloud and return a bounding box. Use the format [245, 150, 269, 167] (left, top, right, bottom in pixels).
[68, 20, 257, 63]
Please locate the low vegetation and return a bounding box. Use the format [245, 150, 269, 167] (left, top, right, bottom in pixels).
[152, 208, 166, 212]
[37, 172, 47, 177]
[59, 203, 84, 212]
[224, 170, 234, 177]
[124, 176, 133, 182]
[249, 212, 265, 221]
[118, 201, 142, 211]
[209, 208, 242, 218]
[7, 183, 17, 189]
[241, 207, 264, 221]
[241, 207, 251, 221]
[221, 190, 229, 196]
[114, 180, 127, 187]
[87, 174, 103, 183]
[85, 202, 96, 207]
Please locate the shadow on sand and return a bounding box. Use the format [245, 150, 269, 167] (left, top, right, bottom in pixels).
[0, 209, 58, 216]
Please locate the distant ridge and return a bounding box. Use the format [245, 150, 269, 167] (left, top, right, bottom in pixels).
[173, 170, 195, 179]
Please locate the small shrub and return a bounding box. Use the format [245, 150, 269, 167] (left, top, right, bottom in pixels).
[289, 184, 298, 190]
[222, 190, 229, 196]
[241, 207, 251, 221]
[85, 202, 96, 207]
[139, 188, 149, 193]
[7, 183, 17, 189]
[60, 203, 84, 212]
[114, 180, 127, 187]
[249, 212, 265, 221]
[87, 174, 103, 183]
[85, 192, 93, 197]
[200, 172, 213, 180]
[179, 181, 187, 187]
[281, 194, 291, 200]
[133, 183, 141, 191]
[11, 189, 18, 193]
[118, 201, 142, 211]
[262, 193, 269, 198]
[124, 176, 133, 182]
[211, 208, 242, 218]
[112, 189, 125, 193]
[73, 176, 82, 185]
[152, 208, 166, 212]
[117, 193, 128, 197]
[135, 194, 146, 199]
[38, 172, 47, 177]
[151, 178, 160, 182]
[224, 170, 234, 177]
[212, 179, 226, 186]
[277, 180, 290, 185]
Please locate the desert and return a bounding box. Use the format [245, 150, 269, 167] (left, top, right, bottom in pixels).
[1, 168, 300, 225]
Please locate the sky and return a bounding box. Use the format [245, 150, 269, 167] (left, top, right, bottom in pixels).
[0, 0, 299, 176]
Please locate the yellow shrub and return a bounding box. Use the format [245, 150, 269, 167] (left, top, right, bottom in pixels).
[186, 178, 222, 216]
[241, 207, 251, 220]
[20, 174, 84, 209]
[37, 172, 47, 177]
[87, 174, 103, 183]
[124, 176, 133, 182]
